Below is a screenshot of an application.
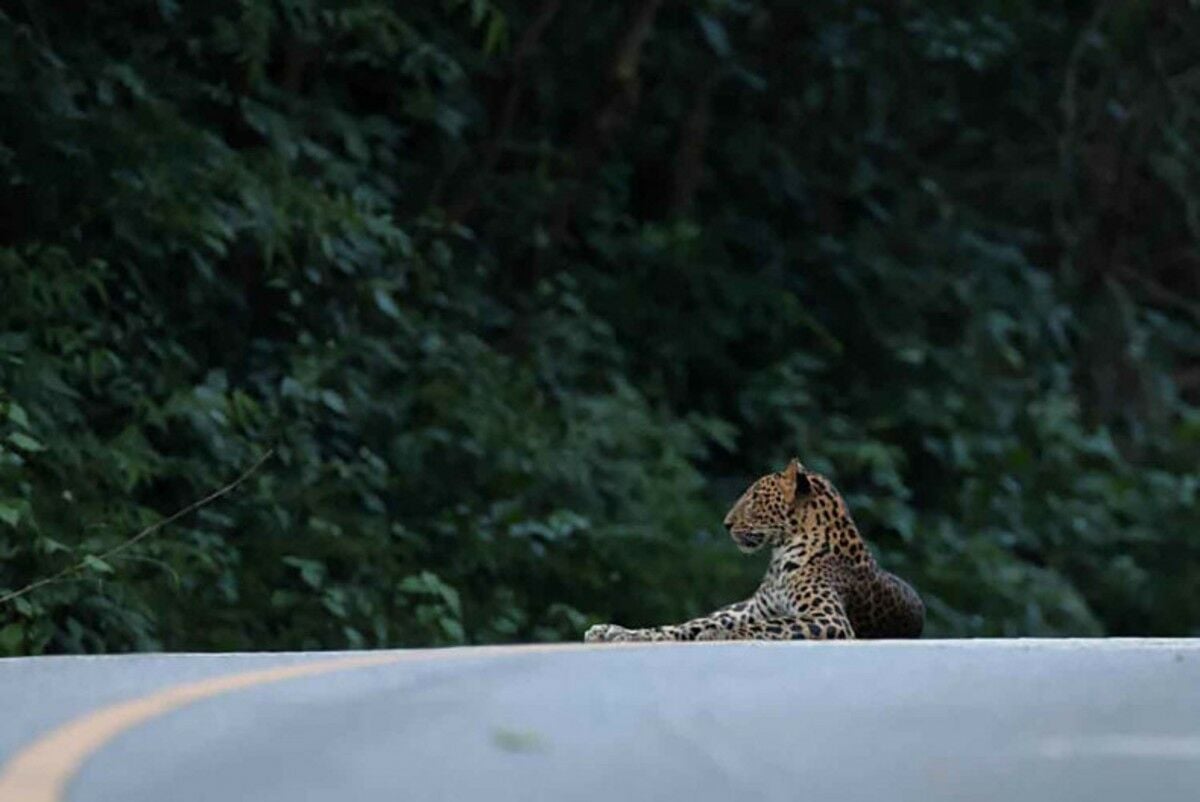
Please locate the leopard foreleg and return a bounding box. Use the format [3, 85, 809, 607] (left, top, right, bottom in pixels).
[585, 607, 856, 642]
[584, 598, 765, 642]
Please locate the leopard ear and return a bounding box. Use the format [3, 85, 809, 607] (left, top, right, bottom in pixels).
[781, 458, 809, 503]
[794, 469, 813, 499]
[783, 458, 813, 501]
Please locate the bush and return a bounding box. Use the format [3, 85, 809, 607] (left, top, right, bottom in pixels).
[1, 1, 1198, 653]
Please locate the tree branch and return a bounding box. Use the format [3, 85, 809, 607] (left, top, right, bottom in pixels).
[545, 0, 665, 247]
[669, 68, 720, 215]
[446, 0, 563, 223]
[0, 449, 275, 607]
[1055, 0, 1115, 272]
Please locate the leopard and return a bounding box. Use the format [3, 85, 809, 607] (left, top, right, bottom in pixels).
[584, 458, 924, 642]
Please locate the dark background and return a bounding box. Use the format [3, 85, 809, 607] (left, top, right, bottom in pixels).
[1, 0, 1198, 654]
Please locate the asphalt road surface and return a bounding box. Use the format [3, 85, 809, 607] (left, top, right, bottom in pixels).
[1, 639, 1198, 802]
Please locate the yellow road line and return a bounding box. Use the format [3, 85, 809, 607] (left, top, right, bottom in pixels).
[0, 644, 596, 802]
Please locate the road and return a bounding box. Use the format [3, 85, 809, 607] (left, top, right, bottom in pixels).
[1, 639, 1198, 802]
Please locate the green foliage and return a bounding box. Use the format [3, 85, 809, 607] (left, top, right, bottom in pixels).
[1, 0, 1198, 653]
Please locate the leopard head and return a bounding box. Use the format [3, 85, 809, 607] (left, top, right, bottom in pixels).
[723, 458, 825, 553]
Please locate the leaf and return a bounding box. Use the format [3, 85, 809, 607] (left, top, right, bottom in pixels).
[398, 571, 462, 618]
[373, 287, 401, 320]
[12, 596, 34, 617]
[283, 556, 326, 589]
[696, 13, 731, 58]
[157, 0, 181, 22]
[441, 617, 465, 642]
[483, 13, 508, 56]
[322, 589, 348, 618]
[730, 65, 767, 92]
[83, 555, 115, 574]
[6, 403, 30, 429]
[0, 623, 23, 655]
[0, 501, 20, 528]
[7, 432, 45, 452]
[321, 389, 348, 415]
[280, 376, 305, 399]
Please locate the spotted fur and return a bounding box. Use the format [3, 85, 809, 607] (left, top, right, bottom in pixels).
[584, 459, 924, 642]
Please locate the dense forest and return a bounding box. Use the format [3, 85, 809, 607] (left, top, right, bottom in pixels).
[1, 0, 1199, 654]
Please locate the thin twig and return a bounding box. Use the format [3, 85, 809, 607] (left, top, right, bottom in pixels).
[0, 449, 275, 606]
